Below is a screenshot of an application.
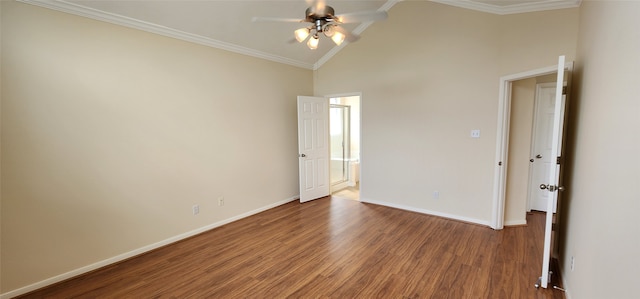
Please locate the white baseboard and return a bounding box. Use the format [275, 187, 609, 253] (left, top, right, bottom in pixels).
[1, 196, 299, 299]
[504, 219, 527, 226]
[360, 198, 491, 227]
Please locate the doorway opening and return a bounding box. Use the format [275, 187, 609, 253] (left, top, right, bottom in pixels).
[494, 56, 571, 290]
[491, 61, 574, 230]
[504, 75, 563, 226]
[329, 95, 360, 201]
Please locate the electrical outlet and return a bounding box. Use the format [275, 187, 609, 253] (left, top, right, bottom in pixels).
[471, 129, 481, 138]
[192, 205, 200, 215]
[433, 191, 440, 199]
[570, 256, 575, 271]
[218, 197, 224, 206]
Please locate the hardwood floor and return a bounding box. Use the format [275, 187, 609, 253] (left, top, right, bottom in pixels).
[18, 197, 565, 299]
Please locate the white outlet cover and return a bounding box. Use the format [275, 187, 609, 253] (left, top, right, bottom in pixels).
[471, 129, 481, 138]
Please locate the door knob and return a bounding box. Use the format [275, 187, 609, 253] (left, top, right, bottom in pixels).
[530, 159, 534, 162]
[540, 184, 548, 190]
[299, 154, 306, 157]
[558, 186, 565, 191]
[536, 154, 543, 159]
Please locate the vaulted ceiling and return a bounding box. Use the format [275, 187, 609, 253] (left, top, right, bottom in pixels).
[19, 0, 581, 69]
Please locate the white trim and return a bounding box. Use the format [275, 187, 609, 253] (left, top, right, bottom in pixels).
[504, 219, 527, 226]
[491, 61, 574, 230]
[324, 92, 363, 99]
[0, 196, 299, 299]
[314, 0, 401, 70]
[361, 198, 491, 227]
[431, 0, 582, 15]
[491, 78, 512, 229]
[17, 0, 314, 69]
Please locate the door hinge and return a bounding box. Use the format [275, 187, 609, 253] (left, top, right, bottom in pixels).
[556, 156, 561, 165]
[562, 86, 567, 95]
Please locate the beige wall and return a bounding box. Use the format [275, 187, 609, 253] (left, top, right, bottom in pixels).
[0, 1, 312, 293]
[314, 1, 579, 223]
[560, 1, 640, 298]
[10, 0, 638, 297]
[505, 78, 536, 225]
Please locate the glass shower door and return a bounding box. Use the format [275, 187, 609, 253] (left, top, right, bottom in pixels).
[330, 105, 350, 185]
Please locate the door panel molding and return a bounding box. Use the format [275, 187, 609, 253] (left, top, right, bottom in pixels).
[297, 96, 330, 203]
[528, 82, 560, 213]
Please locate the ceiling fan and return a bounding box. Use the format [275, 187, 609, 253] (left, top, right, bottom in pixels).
[252, 0, 388, 50]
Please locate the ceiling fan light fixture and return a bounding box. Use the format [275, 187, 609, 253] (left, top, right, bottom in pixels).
[256, 3, 385, 50]
[331, 31, 345, 46]
[294, 27, 310, 43]
[307, 35, 319, 50]
[322, 24, 334, 37]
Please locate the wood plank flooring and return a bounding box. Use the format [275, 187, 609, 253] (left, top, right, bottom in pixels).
[17, 197, 565, 299]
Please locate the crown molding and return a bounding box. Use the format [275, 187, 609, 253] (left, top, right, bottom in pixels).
[16, 0, 574, 71]
[431, 0, 582, 15]
[17, 0, 315, 69]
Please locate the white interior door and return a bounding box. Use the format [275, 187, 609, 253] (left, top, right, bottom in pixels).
[539, 56, 568, 289]
[529, 83, 561, 213]
[297, 96, 330, 203]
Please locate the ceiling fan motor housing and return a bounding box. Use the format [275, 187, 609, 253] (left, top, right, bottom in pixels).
[305, 5, 336, 22]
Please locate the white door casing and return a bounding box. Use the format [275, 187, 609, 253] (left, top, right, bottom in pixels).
[297, 96, 330, 203]
[539, 55, 568, 289]
[528, 83, 562, 213]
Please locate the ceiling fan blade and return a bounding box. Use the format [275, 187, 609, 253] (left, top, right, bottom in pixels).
[252, 16, 305, 23]
[334, 26, 360, 43]
[335, 11, 388, 24]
